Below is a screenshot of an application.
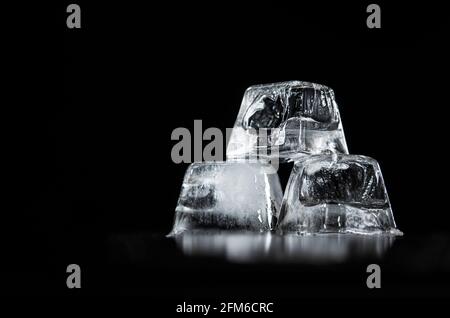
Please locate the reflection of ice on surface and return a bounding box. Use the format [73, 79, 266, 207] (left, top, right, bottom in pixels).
[175, 231, 396, 264]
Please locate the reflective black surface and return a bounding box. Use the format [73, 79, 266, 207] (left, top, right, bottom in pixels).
[8, 1, 448, 312]
[101, 231, 450, 301]
[175, 231, 396, 264]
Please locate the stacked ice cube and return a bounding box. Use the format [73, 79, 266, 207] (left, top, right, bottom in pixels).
[227, 81, 348, 161]
[170, 81, 402, 236]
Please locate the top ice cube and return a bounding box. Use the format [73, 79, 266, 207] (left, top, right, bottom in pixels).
[227, 81, 349, 162]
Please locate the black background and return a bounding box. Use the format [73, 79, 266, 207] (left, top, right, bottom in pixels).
[9, 0, 450, 312]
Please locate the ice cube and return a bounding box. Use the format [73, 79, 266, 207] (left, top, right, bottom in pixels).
[227, 81, 348, 162]
[277, 154, 402, 235]
[169, 161, 283, 235]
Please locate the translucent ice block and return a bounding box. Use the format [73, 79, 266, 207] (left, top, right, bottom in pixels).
[227, 81, 348, 162]
[169, 161, 283, 235]
[277, 154, 402, 235]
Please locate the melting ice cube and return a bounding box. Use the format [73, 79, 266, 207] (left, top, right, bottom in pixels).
[277, 154, 402, 235]
[227, 81, 348, 162]
[169, 161, 283, 235]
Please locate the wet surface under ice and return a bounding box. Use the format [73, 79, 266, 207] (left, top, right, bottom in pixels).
[174, 230, 397, 264]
